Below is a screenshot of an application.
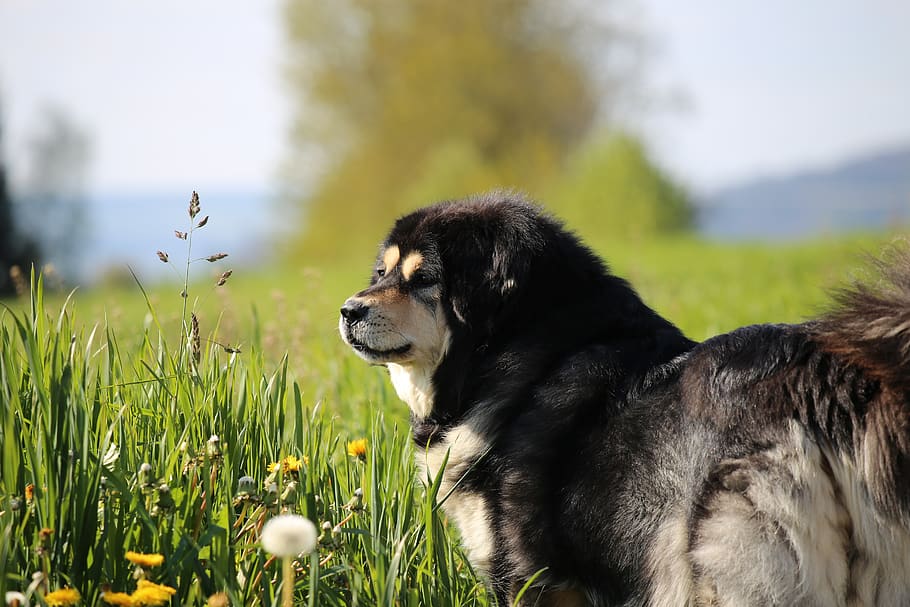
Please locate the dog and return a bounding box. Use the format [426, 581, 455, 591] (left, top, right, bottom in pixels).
[339, 191, 910, 606]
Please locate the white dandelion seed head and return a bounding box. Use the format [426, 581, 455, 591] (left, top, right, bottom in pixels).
[261, 514, 318, 557]
[5, 591, 29, 607]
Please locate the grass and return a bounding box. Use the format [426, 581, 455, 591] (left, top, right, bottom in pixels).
[0, 271, 484, 606]
[0, 210, 901, 605]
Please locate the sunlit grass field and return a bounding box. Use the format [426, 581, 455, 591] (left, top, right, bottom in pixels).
[0, 224, 901, 606]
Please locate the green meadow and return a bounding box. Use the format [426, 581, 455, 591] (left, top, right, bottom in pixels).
[0, 227, 900, 606]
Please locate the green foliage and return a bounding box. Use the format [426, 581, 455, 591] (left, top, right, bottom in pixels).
[547, 133, 694, 242]
[284, 0, 656, 260]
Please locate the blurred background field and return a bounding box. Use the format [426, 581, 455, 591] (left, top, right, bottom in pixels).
[1, 0, 909, 604]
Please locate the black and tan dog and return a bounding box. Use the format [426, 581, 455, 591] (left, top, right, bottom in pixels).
[339, 191, 910, 606]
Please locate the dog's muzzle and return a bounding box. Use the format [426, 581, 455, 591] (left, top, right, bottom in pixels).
[340, 298, 369, 325]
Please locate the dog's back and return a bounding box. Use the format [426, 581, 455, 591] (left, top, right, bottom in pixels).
[643, 250, 910, 606]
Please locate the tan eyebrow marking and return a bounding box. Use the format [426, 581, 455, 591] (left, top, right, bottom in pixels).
[401, 252, 424, 281]
[382, 245, 400, 272]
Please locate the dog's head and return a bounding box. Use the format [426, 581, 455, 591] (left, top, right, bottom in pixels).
[338, 236, 450, 367]
[339, 191, 611, 419]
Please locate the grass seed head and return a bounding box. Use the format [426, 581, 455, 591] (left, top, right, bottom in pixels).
[196, 215, 209, 228]
[156, 251, 168, 263]
[191, 314, 201, 365]
[205, 253, 228, 263]
[189, 191, 201, 219]
[216, 269, 233, 287]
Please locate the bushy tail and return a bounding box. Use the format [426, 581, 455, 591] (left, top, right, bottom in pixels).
[815, 245, 910, 394]
[814, 245, 910, 517]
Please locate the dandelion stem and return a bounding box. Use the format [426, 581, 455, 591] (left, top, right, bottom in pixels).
[281, 556, 294, 607]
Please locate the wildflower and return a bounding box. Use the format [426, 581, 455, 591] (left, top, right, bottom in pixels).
[155, 484, 174, 512]
[43, 588, 80, 606]
[5, 591, 28, 607]
[346, 438, 368, 460]
[206, 434, 221, 458]
[37, 528, 54, 556]
[280, 480, 298, 504]
[343, 488, 364, 512]
[101, 592, 133, 606]
[131, 581, 176, 606]
[206, 592, 229, 607]
[136, 581, 176, 595]
[269, 455, 305, 475]
[24, 484, 34, 502]
[236, 476, 256, 496]
[125, 551, 164, 568]
[281, 455, 303, 474]
[138, 463, 154, 487]
[261, 514, 318, 557]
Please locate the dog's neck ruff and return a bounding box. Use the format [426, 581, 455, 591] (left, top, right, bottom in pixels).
[387, 362, 435, 420]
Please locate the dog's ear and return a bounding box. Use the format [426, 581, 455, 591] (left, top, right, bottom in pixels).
[440, 218, 536, 331]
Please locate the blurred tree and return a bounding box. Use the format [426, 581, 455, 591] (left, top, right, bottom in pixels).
[284, 0, 690, 259]
[17, 107, 91, 282]
[549, 133, 693, 243]
[0, 104, 41, 296]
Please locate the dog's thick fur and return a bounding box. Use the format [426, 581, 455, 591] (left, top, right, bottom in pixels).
[339, 192, 910, 606]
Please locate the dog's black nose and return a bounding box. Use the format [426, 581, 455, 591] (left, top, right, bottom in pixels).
[340, 299, 369, 323]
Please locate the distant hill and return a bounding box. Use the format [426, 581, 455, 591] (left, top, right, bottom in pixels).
[698, 145, 910, 239]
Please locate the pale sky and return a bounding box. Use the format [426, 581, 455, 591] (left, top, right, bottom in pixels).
[1, 0, 909, 196]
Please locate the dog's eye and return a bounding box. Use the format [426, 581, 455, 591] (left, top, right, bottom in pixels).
[410, 271, 435, 288]
[375, 267, 386, 277]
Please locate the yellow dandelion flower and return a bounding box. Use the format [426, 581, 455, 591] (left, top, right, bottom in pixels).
[136, 581, 176, 596]
[44, 588, 81, 606]
[131, 581, 176, 606]
[129, 588, 168, 606]
[281, 455, 302, 473]
[267, 461, 279, 473]
[347, 438, 368, 459]
[102, 591, 135, 606]
[125, 551, 165, 568]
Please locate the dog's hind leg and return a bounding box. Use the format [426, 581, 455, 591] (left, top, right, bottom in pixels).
[689, 422, 852, 607]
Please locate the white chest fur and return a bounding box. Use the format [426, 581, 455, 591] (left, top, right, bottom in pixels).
[387, 362, 435, 419]
[416, 423, 495, 574]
